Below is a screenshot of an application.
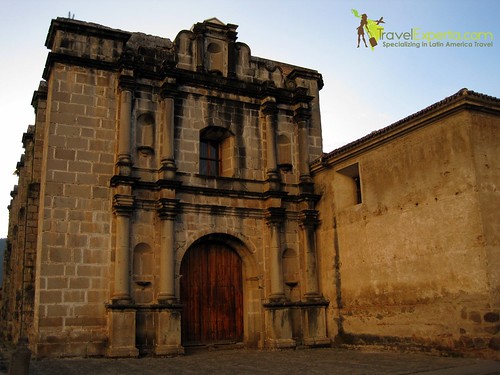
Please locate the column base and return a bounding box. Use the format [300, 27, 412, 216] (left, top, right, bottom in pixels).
[110, 296, 132, 306]
[107, 308, 138, 358]
[106, 346, 139, 358]
[265, 338, 296, 349]
[154, 344, 184, 356]
[155, 308, 183, 356]
[265, 306, 295, 349]
[301, 302, 330, 348]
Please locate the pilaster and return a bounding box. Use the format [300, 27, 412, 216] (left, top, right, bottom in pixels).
[299, 209, 321, 298]
[293, 102, 313, 193]
[262, 97, 280, 190]
[154, 307, 184, 356]
[156, 198, 180, 304]
[265, 207, 286, 301]
[111, 192, 134, 305]
[160, 80, 177, 180]
[106, 307, 139, 357]
[116, 71, 135, 176]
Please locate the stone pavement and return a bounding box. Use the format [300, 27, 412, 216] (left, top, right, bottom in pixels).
[1, 346, 499, 375]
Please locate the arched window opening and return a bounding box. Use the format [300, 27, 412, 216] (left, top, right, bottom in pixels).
[199, 126, 234, 177]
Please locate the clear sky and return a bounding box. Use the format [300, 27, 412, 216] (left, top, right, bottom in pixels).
[0, 0, 499, 237]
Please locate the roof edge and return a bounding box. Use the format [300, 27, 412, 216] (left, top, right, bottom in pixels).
[312, 88, 500, 170]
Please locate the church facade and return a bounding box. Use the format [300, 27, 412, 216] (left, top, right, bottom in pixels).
[1, 17, 499, 359]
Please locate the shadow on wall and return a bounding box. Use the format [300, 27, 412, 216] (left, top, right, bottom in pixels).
[0, 238, 5, 285]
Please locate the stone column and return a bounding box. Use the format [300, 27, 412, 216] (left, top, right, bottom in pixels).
[154, 197, 183, 355]
[264, 208, 296, 349]
[157, 198, 179, 303]
[160, 87, 177, 180]
[262, 97, 280, 190]
[266, 208, 285, 300]
[111, 194, 134, 304]
[294, 103, 313, 190]
[116, 86, 133, 176]
[300, 210, 320, 297]
[107, 202, 138, 356]
[298, 209, 330, 348]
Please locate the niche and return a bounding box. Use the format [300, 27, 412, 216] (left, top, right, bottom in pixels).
[132, 243, 153, 304]
[207, 42, 223, 75]
[336, 163, 362, 208]
[136, 113, 155, 169]
[277, 134, 292, 172]
[282, 248, 300, 301]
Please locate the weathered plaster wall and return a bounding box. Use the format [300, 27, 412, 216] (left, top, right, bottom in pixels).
[315, 107, 500, 357]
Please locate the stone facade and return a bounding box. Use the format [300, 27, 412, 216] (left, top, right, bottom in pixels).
[1, 17, 328, 358]
[0, 17, 499, 359]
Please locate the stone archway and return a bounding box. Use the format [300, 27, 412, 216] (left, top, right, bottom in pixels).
[180, 239, 243, 346]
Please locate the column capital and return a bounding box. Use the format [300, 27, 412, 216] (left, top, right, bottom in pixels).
[265, 207, 286, 226]
[299, 209, 320, 228]
[293, 102, 311, 123]
[157, 198, 180, 220]
[118, 74, 136, 93]
[261, 96, 277, 114]
[113, 194, 134, 216]
[160, 79, 178, 99]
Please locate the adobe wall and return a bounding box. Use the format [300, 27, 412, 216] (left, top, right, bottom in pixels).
[470, 111, 500, 310]
[314, 106, 500, 357]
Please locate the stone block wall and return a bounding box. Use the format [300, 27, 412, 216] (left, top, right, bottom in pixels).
[1, 17, 327, 357]
[32, 62, 117, 356]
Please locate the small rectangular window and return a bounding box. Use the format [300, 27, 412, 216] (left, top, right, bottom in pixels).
[200, 139, 220, 176]
[337, 163, 362, 206]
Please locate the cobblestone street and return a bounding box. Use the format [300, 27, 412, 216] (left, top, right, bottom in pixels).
[2, 347, 499, 375]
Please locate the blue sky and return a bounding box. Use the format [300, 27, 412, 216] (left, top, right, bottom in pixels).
[0, 0, 499, 237]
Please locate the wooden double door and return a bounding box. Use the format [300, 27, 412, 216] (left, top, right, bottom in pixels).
[180, 241, 243, 346]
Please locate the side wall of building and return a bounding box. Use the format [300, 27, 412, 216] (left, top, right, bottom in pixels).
[471, 111, 500, 311]
[32, 61, 118, 356]
[314, 105, 500, 357]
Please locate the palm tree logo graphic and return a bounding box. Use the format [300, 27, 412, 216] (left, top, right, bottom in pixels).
[352, 9, 385, 49]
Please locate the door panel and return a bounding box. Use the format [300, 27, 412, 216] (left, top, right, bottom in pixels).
[181, 241, 243, 345]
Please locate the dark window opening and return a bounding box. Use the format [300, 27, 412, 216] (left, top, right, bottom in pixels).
[353, 176, 362, 204]
[337, 162, 363, 206]
[200, 139, 221, 176]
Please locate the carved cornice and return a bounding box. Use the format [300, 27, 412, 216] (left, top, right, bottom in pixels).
[299, 209, 320, 228]
[42, 52, 118, 80]
[113, 194, 134, 216]
[265, 207, 286, 226]
[293, 102, 311, 123]
[261, 96, 277, 115]
[157, 198, 180, 220]
[31, 81, 48, 113]
[118, 74, 136, 92]
[160, 79, 178, 99]
[110, 175, 139, 187]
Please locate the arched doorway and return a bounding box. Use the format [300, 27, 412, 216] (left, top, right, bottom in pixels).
[180, 240, 243, 346]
